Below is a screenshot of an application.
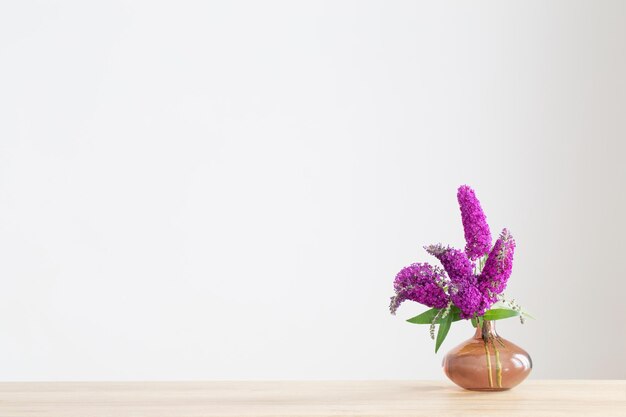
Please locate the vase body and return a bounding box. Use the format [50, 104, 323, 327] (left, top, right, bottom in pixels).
[442, 321, 532, 391]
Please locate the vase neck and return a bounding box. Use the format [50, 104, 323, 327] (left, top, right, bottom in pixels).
[474, 320, 498, 340]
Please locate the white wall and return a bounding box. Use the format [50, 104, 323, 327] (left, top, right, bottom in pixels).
[1, 1, 625, 381]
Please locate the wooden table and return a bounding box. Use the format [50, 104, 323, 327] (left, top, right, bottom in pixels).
[0, 380, 624, 417]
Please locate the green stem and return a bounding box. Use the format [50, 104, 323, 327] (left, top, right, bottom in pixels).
[491, 338, 503, 388]
[483, 338, 494, 388]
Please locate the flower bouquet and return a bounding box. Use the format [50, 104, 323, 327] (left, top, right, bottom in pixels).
[389, 185, 532, 390]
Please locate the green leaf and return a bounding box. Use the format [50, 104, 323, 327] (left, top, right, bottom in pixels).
[482, 308, 520, 321]
[435, 313, 452, 353]
[448, 305, 462, 321]
[407, 306, 463, 324]
[489, 301, 534, 320]
[406, 308, 440, 324]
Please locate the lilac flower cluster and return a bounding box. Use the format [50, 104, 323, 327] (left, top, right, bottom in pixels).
[389, 185, 516, 320]
[424, 244, 474, 285]
[390, 263, 449, 315]
[450, 280, 484, 319]
[478, 229, 516, 306]
[424, 244, 484, 319]
[457, 185, 492, 260]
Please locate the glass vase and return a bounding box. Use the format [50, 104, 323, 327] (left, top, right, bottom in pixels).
[442, 320, 532, 391]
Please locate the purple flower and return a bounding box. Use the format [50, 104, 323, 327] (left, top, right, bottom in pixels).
[457, 185, 492, 260]
[478, 229, 516, 306]
[389, 263, 449, 314]
[424, 244, 474, 285]
[450, 281, 485, 319]
[424, 244, 483, 318]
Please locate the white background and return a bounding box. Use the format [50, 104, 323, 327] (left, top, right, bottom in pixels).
[1, 1, 625, 381]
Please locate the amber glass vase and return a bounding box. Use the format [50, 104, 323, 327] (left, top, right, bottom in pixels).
[442, 320, 532, 391]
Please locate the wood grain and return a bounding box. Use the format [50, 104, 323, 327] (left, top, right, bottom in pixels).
[0, 380, 624, 417]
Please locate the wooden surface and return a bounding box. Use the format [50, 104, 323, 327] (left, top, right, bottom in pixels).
[0, 380, 625, 417]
